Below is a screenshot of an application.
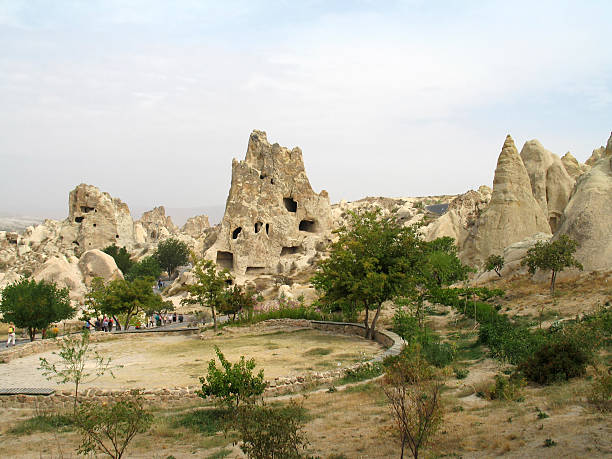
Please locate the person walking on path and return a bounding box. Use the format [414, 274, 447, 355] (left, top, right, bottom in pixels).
[6, 323, 16, 346]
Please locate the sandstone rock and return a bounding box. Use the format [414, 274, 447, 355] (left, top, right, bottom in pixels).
[556, 146, 612, 271]
[425, 188, 491, 247]
[69, 184, 135, 252]
[462, 135, 551, 266]
[205, 130, 332, 277]
[182, 215, 210, 238]
[561, 152, 589, 181]
[520, 140, 574, 232]
[33, 257, 85, 300]
[77, 249, 124, 285]
[137, 206, 178, 241]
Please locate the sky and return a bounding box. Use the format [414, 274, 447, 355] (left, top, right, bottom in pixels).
[0, 0, 610, 222]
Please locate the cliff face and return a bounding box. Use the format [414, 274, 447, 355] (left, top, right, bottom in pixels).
[205, 130, 332, 276]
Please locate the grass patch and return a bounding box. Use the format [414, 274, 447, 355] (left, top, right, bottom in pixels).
[344, 382, 377, 394]
[336, 362, 384, 385]
[206, 449, 232, 459]
[171, 408, 228, 435]
[9, 413, 75, 435]
[303, 347, 333, 356]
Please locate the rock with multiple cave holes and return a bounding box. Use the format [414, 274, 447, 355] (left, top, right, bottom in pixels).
[205, 130, 333, 277]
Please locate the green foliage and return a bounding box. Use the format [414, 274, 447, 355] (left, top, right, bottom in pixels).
[84, 276, 171, 330]
[102, 245, 134, 275]
[488, 374, 525, 401]
[518, 335, 591, 384]
[485, 254, 505, 277]
[181, 258, 232, 331]
[521, 235, 583, 294]
[234, 401, 310, 459]
[218, 284, 256, 321]
[453, 367, 469, 379]
[337, 362, 384, 385]
[392, 307, 420, 343]
[422, 341, 456, 368]
[588, 366, 612, 412]
[478, 316, 546, 364]
[75, 390, 153, 459]
[126, 256, 162, 281]
[39, 330, 118, 411]
[0, 277, 75, 341]
[9, 413, 74, 435]
[198, 346, 267, 409]
[229, 305, 343, 328]
[171, 408, 227, 434]
[543, 438, 557, 447]
[154, 238, 189, 278]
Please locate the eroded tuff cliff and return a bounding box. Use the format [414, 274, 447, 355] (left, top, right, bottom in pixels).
[205, 130, 332, 277]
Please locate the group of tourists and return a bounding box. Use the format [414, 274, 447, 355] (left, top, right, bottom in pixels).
[147, 312, 183, 328]
[83, 316, 115, 332]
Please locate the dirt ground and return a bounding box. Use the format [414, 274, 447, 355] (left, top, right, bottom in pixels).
[0, 326, 382, 390]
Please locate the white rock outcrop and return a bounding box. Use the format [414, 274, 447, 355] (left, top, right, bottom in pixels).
[77, 249, 124, 285]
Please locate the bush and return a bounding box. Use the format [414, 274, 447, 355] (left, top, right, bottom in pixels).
[9, 413, 74, 435]
[588, 366, 612, 412]
[234, 401, 310, 459]
[489, 374, 525, 401]
[421, 341, 455, 368]
[453, 367, 469, 380]
[337, 362, 384, 385]
[519, 337, 590, 384]
[392, 307, 420, 343]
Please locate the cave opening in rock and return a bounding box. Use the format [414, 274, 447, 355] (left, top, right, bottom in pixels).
[72, 241, 79, 246]
[80, 206, 95, 213]
[216, 251, 234, 270]
[115, 234, 119, 238]
[265, 223, 270, 235]
[254, 222, 263, 233]
[283, 197, 297, 212]
[93, 223, 97, 227]
[281, 246, 300, 256]
[246, 266, 266, 275]
[75, 216, 84, 223]
[299, 219, 317, 233]
[232, 227, 242, 239]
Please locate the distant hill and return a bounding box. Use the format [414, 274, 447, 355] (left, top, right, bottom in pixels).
[0, 215, 44, 233]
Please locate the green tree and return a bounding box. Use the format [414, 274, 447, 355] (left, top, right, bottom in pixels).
[154, 238, 189, 278]
[39, 331, 119, 411]
[84, 277, 167, 330]
[102, 245, 134, 275]
[219, 284, 257, 321]
[0, 278, 75, 341]
[125, 256, 162, 281]
[75, 390, 152, 459]
[485, 254, 504, 277]
[181, 258, 232, 331]
[311, 210, 423, 339]
[521, 235, 583, 295]
[198, 346, 267, 409]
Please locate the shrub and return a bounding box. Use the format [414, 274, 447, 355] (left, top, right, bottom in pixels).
[489, 374, 525, 401]
[9, 413, 74, 435]
[519, 337, 590, 384]
[234, 401, 309, 459]
[453, 367, 469, 380]
[198, 346, 267, 409]
[422, 341, 455, 368]
[392, 307, 420, 343]
[337, 362, 384, 385]
[588, 366, 612, 412]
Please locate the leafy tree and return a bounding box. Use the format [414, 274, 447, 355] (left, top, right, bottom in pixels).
[0, 278, 75, 341]
[312, 210, 426, 339]
[521, 235, 583, 295]
[198, 346, 267, 409]
[181, 258, 232, 331]
[154, 237, 189, 278]
[39, 331, 119, 411]
[383, 347, 443, 459]
[219, 284, 257, 321]
[102, 245, 134, 275]
[125, 256, 162, 281]
[234, 401, 309, 459]
[485, 254, 504, 277]
[75, 390, 152, 459]
[84, 277, 168, 330]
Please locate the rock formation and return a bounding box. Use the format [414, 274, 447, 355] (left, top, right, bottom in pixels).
[136, 206, 179, 241]
[205, 130, 332, 277]
[561, 152, 589, 181]
[462, 135, 551, 266]
[520, 140, 574, 232]
[77, 249, 124, 285]
[182, 215, 211, 238]
[424, 186, 491, 248]
[69, 184, 136, 253]
[556, 134, 612, 271]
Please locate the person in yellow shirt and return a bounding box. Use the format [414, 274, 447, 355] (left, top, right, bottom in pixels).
[7, 322, 16, 346]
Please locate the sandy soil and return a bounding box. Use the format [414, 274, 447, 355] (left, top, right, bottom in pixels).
[0, 327, 382, 390]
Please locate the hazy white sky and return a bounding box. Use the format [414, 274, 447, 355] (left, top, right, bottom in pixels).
[0, 0, 610, 220]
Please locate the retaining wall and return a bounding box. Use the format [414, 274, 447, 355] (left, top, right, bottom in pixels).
[0, 319, 404, 407]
